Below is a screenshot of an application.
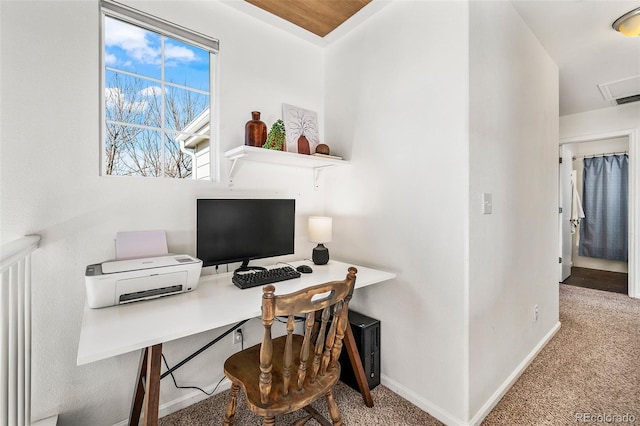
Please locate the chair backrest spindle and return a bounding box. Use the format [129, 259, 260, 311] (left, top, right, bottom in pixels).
[259, 285, 276, 404]
[310, 306, 330, 383]
[282, 315, 295, 397]
[330, 301, 348, 370]
[321, 300, 343, 375]
[297, 312, 314, 390]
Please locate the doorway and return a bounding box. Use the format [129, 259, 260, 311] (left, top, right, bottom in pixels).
[559, 129, 637, 298]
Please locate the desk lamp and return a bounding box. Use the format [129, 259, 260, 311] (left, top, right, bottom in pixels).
[308, 216, 332, 265]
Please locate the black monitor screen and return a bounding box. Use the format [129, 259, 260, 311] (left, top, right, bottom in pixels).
[196, 199, 295, 267]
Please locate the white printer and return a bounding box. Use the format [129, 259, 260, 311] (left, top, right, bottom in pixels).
[85, 254, 202, 308]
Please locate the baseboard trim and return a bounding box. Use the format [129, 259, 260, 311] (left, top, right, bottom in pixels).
[468, 321, 562, 426]
[381, 321, 561, 426]
[113, 378, 231, 426]
[380, 375, 467, 426]
[159, 379, 232, 417]
[32, 414, 58, 426]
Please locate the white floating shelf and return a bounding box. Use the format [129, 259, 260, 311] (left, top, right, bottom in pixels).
[223, 145, 348, 189]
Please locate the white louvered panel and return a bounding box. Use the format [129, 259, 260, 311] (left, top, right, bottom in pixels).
[0, 236, 40, 426]
[24, 256, 32, 426]
[1, 268, 9, 425]
[9, 264, 17, 426]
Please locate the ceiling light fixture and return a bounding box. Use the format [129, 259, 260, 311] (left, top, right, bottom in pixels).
[613, 7, 640, 36]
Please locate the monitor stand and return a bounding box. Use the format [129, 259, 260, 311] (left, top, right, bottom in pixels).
[234, 260, 267, 274]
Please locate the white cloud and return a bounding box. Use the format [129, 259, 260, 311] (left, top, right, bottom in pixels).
[105, 18, 201, 69]
[105, 87, 124, 106]
[140, 86, 162, 97]
[165, 43, 196, 63]
[104, 17, 160, 65]
[105, 53, 118, 66]
[105, 87, 148, 113]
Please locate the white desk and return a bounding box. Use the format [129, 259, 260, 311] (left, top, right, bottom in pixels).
[77, 260, 395, 425]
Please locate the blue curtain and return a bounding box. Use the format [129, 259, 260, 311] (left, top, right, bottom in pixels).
[579, 154, 628, 261]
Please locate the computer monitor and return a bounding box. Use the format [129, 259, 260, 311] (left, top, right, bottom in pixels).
[196, 199, 295, 271]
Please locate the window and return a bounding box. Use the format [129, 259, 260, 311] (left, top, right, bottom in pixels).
[101, 1, 218, 179]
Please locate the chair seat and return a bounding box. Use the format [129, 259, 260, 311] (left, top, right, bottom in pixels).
[224, 334, 341, 418]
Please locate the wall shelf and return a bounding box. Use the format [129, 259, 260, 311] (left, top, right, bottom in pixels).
[223, 145, 347, 189]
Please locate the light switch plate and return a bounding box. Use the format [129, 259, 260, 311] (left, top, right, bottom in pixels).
[482, 193, 492, 214]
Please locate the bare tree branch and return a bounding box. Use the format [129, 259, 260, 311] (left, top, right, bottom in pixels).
[105, 72, 207, 178]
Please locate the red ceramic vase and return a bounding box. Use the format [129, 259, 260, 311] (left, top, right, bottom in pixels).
[297, 135, 310, 155]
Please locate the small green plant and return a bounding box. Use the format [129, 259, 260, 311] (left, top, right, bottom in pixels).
[263, 119, 286, 151]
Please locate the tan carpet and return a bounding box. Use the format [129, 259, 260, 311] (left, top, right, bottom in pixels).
[160, 284, 639, 425]
[159, 381, 442, 425]
[483, 285, 640, 425]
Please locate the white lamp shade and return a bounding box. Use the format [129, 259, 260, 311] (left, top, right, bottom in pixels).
[308, 216, 332, 243]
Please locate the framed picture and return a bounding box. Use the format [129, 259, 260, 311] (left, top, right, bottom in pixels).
[282, 104, 319, 154]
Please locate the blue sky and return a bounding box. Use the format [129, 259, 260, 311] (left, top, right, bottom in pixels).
[104, 16, 210, 92]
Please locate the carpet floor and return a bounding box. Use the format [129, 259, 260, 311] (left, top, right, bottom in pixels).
[483, 284, 639, 425]
[160, 284, 640, 425]
[159, 381, 442, 425]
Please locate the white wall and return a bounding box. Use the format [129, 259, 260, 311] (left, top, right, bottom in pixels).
[560, 103, 640, 140]
[324, 1, 470, 423]
[324, 1, 561, 423]
[468, 1, 559, 421]
[0, 1, 327, 424]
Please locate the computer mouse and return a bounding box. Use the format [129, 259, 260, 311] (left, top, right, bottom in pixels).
[296, 265, 313, 274]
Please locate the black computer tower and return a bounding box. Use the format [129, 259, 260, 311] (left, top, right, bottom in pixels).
[339, 310, 380, 391]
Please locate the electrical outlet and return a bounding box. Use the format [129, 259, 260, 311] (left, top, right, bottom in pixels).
[232, 328, 243, 345]
[533, 305, 539, 322]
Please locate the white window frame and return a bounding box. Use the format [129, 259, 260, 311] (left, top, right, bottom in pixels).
[100, 0, 219, 180]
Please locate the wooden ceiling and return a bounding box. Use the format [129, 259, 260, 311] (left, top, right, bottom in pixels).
[245, 0, 372, 37]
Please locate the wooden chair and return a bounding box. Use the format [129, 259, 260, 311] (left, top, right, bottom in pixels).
[223, 267, 357, 426]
